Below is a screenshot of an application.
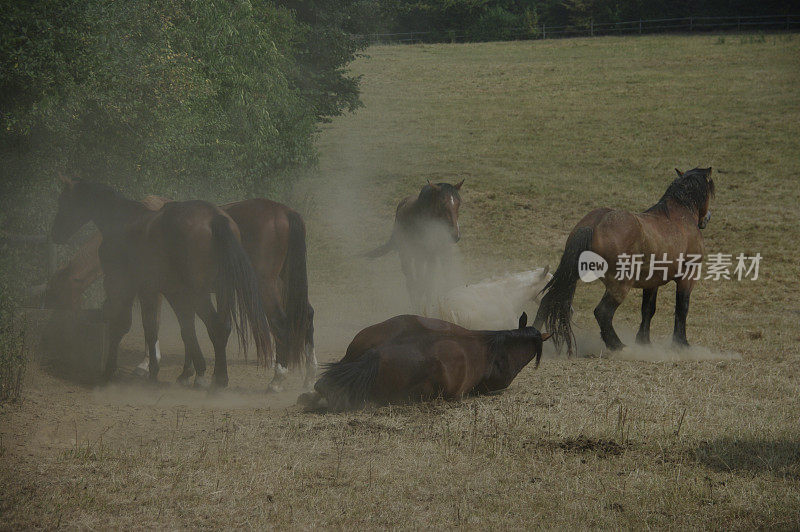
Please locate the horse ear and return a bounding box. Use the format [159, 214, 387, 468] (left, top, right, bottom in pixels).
[426, 179, 441, 192]
[541, 332, 553, 341]
[706, 167, 713, 177]
[518, 312, 528, 329]
[674, 168, 684, 178]
[454, 178, 464, 190]
[57, 171, 75, 189]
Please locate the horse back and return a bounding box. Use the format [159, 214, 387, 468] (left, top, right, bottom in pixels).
[342, 314, 471, 363]
[148, 200, 237, 289]
[222, 198, 292, 277]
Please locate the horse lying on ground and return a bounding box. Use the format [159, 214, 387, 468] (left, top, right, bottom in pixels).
[365, 180, 463, 310]
[534, 167, 715, 355]
[423, 267, 552, 330]
[46, 189, 316, 389]
[298, 312, 550, 411]
[51, 177, 271, 387]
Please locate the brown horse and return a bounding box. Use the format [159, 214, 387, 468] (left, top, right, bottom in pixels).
[303, 312, 550, 411]
[533, 167, 715, 355]
[51, 177, 270, 387]
[45, 195, 316, 389]
[219, 199, 316, 389]
[365, 180, 463, 309]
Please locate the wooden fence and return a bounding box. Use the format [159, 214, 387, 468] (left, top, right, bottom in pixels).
[354, 14, 800, 45]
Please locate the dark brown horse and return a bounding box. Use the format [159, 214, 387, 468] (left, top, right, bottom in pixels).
[365, 180, 463, 309]
[303, 312, 550, 411]
[46, 194, 316, 389]
[51, 177, 270, 387]
[534, 167, 715, 355]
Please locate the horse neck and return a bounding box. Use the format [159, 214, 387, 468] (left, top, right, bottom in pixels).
[87, 189, 148, 236]
[650, 198, 699, 225]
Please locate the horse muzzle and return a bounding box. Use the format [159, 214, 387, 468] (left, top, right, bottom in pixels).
[698, 211, 711, 229]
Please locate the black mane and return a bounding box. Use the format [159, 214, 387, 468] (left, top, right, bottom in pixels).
[645, 168, 714, 216]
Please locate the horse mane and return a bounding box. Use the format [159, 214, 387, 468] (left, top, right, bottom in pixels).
[645, 168, 715, 216]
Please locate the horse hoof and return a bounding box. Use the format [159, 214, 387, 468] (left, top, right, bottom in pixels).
[212, 377, 229, 389]
[193, 375, 209, 389]
[176, 370, 194, 386]
[133, 366, 149, 378]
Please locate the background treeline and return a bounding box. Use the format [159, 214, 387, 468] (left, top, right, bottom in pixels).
[0, 0, 367, 302]
[355, 0, 797, 40]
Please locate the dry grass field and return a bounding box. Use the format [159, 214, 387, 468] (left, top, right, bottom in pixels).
[2, 33, 800, 528]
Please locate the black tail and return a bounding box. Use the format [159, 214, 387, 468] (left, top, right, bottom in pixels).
[533, 226, 593, 356]
[363, 235, 394, 258]
[314, 351, 380, 411]
[282, 210, 311, 369]
[211, 215, 272, 365]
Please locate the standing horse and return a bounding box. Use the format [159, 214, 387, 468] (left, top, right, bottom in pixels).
[302, 312, 550, 411]
[221, 199, 316, 390]
[51, 177, 270, 387]
[534, 167, 715, 355]
[365, 180, 464, 309]
[46, 194, 316, 389]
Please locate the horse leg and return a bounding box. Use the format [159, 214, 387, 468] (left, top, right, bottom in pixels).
[172, 300, 207, 387]
[197, 296, 231, 388]
[399, 250, 417, 308]
[672, 280, 693, 348]
[139, 291, 162, 381]
[259, 280, 290, 392]
[102, 275, 136, 381]
[303, 308, 317, 390]
[635, 288, 658, 345]
[594, 288, 628, 351]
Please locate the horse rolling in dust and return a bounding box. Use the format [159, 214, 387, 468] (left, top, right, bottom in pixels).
[365, 180, 463, 309]
[534, 167, 715, 355]
[299, 313, 551, 411]
[51, 175, 271, 388]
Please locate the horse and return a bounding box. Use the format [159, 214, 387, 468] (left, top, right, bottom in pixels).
[533, 167, 715, 355]
[46, 193, 316, 389]
[51, 176, 271, 387]
[300, 312, 551, 411]
[221, 198, 316, 390]
[424, 267, 552, 330]
[365, 180, 464, 309]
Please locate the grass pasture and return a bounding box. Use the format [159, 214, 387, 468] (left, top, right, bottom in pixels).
[2, 34, 800, 528]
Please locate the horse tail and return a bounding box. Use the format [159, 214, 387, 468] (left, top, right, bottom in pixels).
[533, 226, 593, 356]
[314, 351, 380, 411]
[283, 210, 311, 368]
[362, 234, 395, 258]
[211, 214, 272, 365]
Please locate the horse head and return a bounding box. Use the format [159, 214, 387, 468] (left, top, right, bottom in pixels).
[424, 179, 463, 243]
[51, 172, 92, 244]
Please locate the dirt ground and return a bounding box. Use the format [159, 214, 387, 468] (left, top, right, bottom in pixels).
[2, 34, 800, 528]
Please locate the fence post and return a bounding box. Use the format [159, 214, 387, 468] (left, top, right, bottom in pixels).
[542, 23, 546, 39]
[410, 31, 413, 44]
[737, 17, 741, 31]
[590, 20, 594, 37]
[689, 17, 693, 31]
[788, 15, 791, 30]
[638, 20, 642, 34]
